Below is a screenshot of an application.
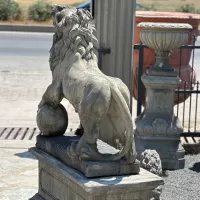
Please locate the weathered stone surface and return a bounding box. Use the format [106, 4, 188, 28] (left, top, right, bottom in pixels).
[140, 149, 162, 176]
[135, 74, 185, 170]
[134, 22, 191, 170]
[37, 5, 136, 164]
[29, 147, 164, 200]
[135, 134, 185, 170]
[35, 135, 140, 178]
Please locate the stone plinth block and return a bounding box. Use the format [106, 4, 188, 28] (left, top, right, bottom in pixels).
[35, 135, 140, 178]
[29, 147, 164, 200]
[135, 74, 185, 170]
[135, 134, 185, 170]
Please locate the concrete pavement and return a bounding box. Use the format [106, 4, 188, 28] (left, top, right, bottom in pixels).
[0, 32, 138, 129]
[0, 32, 81, 129]
[0, 141, 37, 200]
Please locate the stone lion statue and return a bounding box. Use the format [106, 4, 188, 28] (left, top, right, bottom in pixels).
[38, 5, 136, 163]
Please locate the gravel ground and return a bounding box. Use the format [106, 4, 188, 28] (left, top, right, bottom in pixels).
[161, 154, 200, 200]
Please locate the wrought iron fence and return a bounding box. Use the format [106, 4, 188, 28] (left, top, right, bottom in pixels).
[134, 39, 200, 137]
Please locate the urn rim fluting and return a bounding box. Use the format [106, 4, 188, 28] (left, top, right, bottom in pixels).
[138, 22, 192, 51]
[137, 22, 193, 30]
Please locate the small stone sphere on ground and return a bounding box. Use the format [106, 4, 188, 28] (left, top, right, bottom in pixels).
[140, 149, 162, 176]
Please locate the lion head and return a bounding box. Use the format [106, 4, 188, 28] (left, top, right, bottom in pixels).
[49, 5, 98, 72]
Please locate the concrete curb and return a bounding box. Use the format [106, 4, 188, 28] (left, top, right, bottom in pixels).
[0, 24, 54, 33]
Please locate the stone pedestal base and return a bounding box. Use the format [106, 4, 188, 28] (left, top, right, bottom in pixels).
[135, 134, 185, 170]
[29, 147, 164, 200]
[35, 135, 140, 178]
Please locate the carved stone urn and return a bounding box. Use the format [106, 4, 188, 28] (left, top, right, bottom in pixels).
[133, 11, 200, 105]
[138, 22, 193, 76]
[134, 22, 192, 170]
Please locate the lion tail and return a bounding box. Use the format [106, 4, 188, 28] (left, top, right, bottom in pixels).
[103, 82, 137, 163]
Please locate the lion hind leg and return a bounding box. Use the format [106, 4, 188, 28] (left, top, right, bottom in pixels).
[76, 89, 110, 160]
[67, 81, 111, 160]
[76, 117, 102, 160]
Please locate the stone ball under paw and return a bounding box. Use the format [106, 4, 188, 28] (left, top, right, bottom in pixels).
[37, 103, 68, 136]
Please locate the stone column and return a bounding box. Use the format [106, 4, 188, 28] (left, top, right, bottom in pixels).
[134, 22, 192, 170]
[94, 0, 136, 109]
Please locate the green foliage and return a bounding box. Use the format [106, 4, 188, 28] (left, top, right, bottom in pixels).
[176, 4, 200, 14]
[0, 0, 21, 21]
[28, 0, 52, 21]
[137, 4, 157, 11]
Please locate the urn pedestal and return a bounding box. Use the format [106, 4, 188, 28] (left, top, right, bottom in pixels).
[135, 74, 185, 170]
[134, 22, 192, 170]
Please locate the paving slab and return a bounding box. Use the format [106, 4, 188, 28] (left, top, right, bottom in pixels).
[0, 141, 37, 200]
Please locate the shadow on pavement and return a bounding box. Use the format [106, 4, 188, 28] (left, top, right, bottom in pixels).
[15, 151, 36, 160]
[189, 162, 200, 173]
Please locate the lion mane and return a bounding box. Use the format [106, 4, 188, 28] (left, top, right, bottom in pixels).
[49, 6, 98, 72]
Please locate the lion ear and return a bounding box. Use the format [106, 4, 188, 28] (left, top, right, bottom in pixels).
[55, 12, 67, 28]
[82, 9, 93, 20]
[51, 5, 66, 16]
[76, 9, 92, 26]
